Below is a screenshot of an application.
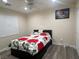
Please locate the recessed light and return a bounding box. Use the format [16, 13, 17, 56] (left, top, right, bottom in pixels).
[52, 0, 56, 2]
[2, 0, 8, 3]
[24, 7, 28, 10]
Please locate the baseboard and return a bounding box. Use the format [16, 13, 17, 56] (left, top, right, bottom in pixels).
[76, 48, 79, 56]
[53, 42, 76, 49]
[66, 44, 76, 49]
[0, 47, 10, 54]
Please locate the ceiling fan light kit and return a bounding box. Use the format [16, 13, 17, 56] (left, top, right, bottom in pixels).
[24, 0, 34, 10]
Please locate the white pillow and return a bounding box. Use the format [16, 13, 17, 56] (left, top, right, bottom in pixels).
[33, 32, 39, 35]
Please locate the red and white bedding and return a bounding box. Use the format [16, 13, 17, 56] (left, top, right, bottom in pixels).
[11, 32, 51, 55]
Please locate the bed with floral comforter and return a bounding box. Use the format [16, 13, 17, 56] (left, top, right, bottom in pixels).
[10, 32, 51, 55]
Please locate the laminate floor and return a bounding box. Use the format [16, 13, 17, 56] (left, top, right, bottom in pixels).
[0, 45, 79, 59]
[43, 45, 79, 59]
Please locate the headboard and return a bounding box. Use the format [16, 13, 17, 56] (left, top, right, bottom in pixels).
[43, 30, 52, 39]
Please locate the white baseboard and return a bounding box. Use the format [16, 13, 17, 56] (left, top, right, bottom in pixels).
[66, 44, 76, 49]
[53, 42, 76, 49]
[0, 47, 10, 54]
[77, 50, 79, 56]
[76, 48, 79, 56]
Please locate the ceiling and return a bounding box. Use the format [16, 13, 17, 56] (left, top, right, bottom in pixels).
[0, 0, 76, 14]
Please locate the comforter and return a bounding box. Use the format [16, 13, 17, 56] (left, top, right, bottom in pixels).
[11, 32, 51, 55]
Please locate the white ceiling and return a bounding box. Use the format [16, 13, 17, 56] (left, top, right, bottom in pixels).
[0, 0, 76, 13]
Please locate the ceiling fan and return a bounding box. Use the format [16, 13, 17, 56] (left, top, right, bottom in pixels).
[1, 0, 11, 6]
[25, 0, 34, 10]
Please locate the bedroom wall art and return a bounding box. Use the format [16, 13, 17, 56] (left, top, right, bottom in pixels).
[55, 8, 70, 19]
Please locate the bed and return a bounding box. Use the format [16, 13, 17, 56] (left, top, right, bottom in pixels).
[10, 30, 52, 59]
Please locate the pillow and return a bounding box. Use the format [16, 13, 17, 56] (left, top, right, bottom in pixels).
[33, 32, 39, 35]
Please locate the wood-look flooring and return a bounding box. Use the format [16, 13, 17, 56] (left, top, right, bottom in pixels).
[43, 45, 79, 59]
[0, 45, 79, 59]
